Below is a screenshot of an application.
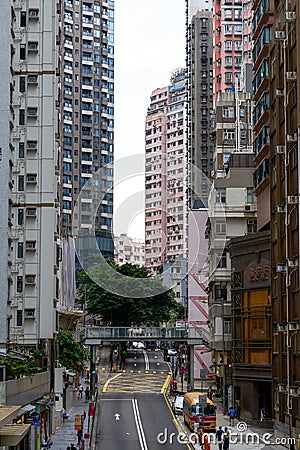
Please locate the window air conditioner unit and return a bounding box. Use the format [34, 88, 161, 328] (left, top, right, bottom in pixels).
[276, 205, 285, 213]
[276, 263, 286, 273]
[286, 132, 297, 142]
[278, 384, 286, 393]
[275, 88, 284, 96]
[24, 309, 35, 318]
[287, 259, 298, 268]
[28, 8, 39, 18]
[286, 72, 297, 81]
[285, 12, 296, 21]
[287, 195, 299, 204]
[27, 174, 37, 183]
[275, 145, 285, 154]
[25, 275, 35, 284]
[27, 141, 37, 150]
[244, 204, 255, 212]
[26, 241, 36, 250]
[274, 31, 285, 40]
[26, 208, 37, 217]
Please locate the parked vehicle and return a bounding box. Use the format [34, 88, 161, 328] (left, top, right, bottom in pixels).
[183, 392, 216, 431]
[173, 396, 184, 415]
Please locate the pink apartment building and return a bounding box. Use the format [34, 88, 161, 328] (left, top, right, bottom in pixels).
[145, 69, 187, 274]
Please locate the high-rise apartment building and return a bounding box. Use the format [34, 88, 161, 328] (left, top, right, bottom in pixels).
[145, 69, 187, 274]
[269, 0, 300, 441]
[61, 0, 114, 264]
[186, 8, 214, 205]
[3, 1, 60, 354]
[213, 0, 244, 101]
[252, 0, 273, 232]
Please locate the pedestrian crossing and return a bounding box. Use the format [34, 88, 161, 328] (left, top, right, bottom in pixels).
[102, 371, 172, 394]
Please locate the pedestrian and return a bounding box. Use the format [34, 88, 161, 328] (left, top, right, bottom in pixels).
[70, 444, 76, 450]
[229, 406, 235, 426]
[297, 433, 300, 449]
[85, 386, 90, 401]
[66, 447, 71, 450]
[216, 426, 224, 450]
[78, 384, 84, 399]
[77, 429, 83, 446]
[223, 427, 230, 450]
[207, 385, 213, 400]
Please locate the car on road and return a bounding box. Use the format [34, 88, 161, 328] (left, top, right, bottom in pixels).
[132, 342, 145, 349]
[167, 348, 177, 356]
[173, 396, 184, 415]
[145, 341, 157, 350]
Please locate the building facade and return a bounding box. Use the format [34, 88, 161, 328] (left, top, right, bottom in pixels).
[114, 234, 145, 267]
[60, 0, 114, 263]
[4, 1, 60, 357]
[269, 0, 300, 441]
[252, 0, 273, 232]
[228, 231, 272, 423]
[145, 69, 187, 274]
[186, 7, 214, 205]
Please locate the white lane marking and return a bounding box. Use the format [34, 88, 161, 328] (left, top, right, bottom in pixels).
[115, 413, 120, 421]
[143, 350, 150, 371]
[132, 399, 148, 450]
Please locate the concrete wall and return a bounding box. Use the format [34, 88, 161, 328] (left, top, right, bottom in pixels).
[5, 371, 50, 406]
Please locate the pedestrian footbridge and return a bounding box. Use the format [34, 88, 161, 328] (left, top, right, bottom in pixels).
[77, 325, 207, 345]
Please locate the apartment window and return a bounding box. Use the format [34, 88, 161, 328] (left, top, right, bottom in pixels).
[19, 109, 25, 125]
[247, 220, 257, 234]
[234, 40, 243, 51]
[17, 242, 24, 258]
[225, 72, 232, 84]
[224, 25, 232, 35]
[217, 252, 227, 268]
[224, 9, 232, 19]
[216, 188, 226, 203]
[215, 220, 226, 234]
[17, 276, 23, 293]
[222, 106, 234, 118]
[18, 209, 24, 225]
[19, 76, 25, 93]
[20, 44, 26, 60]
[18, 175, 24, 191]
[224, 319, 231, 334]
[224, 130, 235, 141]
[224, 41, 232, 51]
[224, 56, 232, 67]
[20, 11, 26, 27]
[18, 142, 25, 158]
[214, 285, 227, 301]
[17, 310, 23, 327]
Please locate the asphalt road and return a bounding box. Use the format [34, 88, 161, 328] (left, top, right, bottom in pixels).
[96, 349, 190, 449]
[96, 392, 189, 449]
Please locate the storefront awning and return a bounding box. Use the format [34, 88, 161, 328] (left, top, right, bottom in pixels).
[0, 423, 31, 446]
[0, 406, 22, 428]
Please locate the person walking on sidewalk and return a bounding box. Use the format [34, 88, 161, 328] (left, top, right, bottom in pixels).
[223, 427, 230, 450]
[229, 406, 235, 426]
[216, 426, 224, 450]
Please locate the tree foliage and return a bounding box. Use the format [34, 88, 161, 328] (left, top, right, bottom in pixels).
[76, 262, 184, 326]
[57, 331, 89, 372]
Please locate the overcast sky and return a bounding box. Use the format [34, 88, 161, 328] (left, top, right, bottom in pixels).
[113, 1, 186, 240]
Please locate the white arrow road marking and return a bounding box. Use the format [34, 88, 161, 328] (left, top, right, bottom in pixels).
[132, 399, 148, 450]
[115, 413, 120, 421]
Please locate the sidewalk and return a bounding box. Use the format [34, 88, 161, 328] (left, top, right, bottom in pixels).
[51, 343, 111, 450]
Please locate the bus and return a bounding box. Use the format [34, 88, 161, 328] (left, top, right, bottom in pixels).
[183, 392, 216, 432]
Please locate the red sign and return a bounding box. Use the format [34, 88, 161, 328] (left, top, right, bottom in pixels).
[75, 414, 82, 430]
[88, 402, 95, 417]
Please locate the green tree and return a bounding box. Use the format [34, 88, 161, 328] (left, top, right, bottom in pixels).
[76, 262, 184, 326]
[57, 331, 88, 372]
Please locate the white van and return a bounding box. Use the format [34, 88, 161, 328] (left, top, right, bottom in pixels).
[174, 396, 184, 415]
